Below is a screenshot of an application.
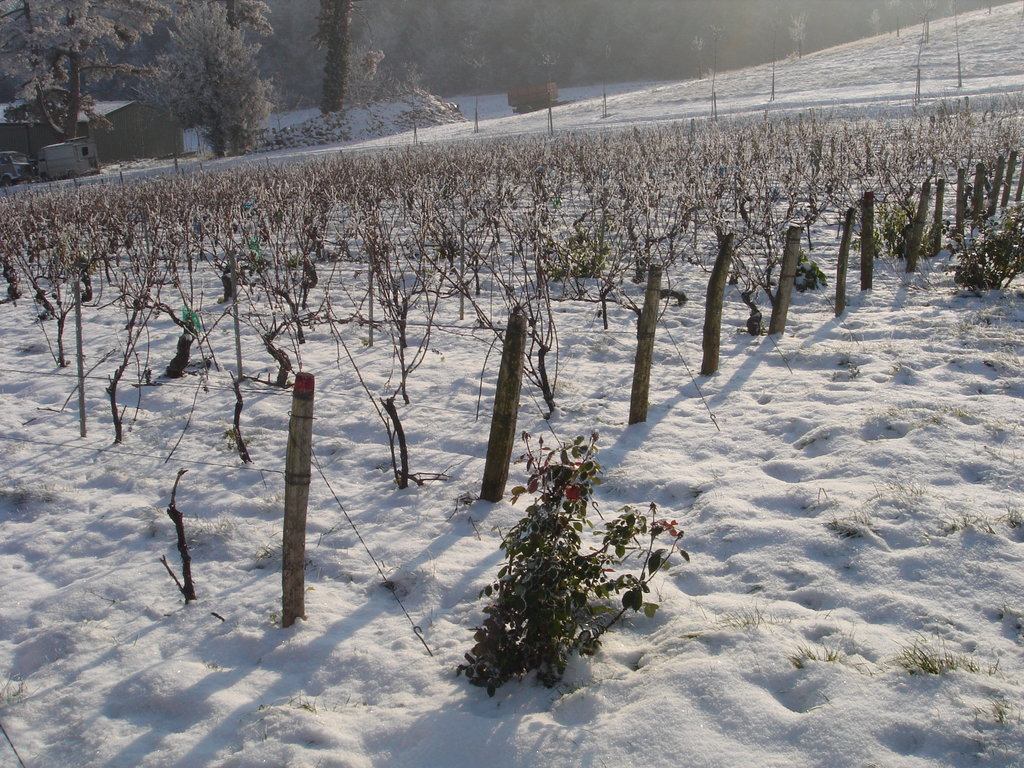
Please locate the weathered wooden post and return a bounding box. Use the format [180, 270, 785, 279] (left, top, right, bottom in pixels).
[282, 372, 315, 628]
[955, 168, 967, 239]
[1001, 150, 1018, 210]
[988, 154, 1005, 218]
[1017, 157, 1024, 203]
[74, 260, 87, 438]
[367, 262, 375, 348]
[905, 179, 931, 273]
[835, 207, 855, 317]
[930, 178, 945, 256]
[861, 192, 875, 291]
[480, 312, 527, 502]
[459, 226, 466, 322]
[628, 265, 662, 424]
[228, 249, 243, 379]
[972, 163, 987, 221]
[700, 232, 734, 376]
[768, 226, 802, 336]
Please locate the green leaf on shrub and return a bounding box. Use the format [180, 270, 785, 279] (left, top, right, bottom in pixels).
[458, 433, 687, 694]
[622, 588, 643, 612]
[648, 549, 665, 573]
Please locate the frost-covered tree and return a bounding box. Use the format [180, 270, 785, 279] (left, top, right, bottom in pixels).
[317, 0, 354, 113]
[920, 0, 936, 41]
[208, 0, 271, 33]
[869, 8, 882, 36]
[155, 3, 271, 156]
[888, 0, 903, 35]
[0, 0, 168, 140]
[789, 11, 807, 58]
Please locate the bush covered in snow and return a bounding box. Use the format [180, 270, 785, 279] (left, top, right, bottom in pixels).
[954, 205, 1024, 291]
[257, 89, 465, 151]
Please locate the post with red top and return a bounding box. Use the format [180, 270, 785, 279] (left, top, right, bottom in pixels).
[282, 372, 315, 628]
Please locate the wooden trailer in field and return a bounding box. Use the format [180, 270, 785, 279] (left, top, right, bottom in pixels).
[507, 83, 558, 114]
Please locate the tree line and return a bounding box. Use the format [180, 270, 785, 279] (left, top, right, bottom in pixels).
[0, 0, 1006, 157]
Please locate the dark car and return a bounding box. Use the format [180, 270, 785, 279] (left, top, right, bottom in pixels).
[0, 151, 35, 185]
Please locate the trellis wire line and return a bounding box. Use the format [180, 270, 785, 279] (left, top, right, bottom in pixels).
[0, 364, 292, 400]
[764, 331, 794, 374]
[0, 365, 499, 424]
[310, 451, 435, 658]
[0, 718, 27, 768]
[662, 325, 721, 433]
[822, 294, 865, 347]
[0, 434, 283, 475]
[163, 373, 208, 464]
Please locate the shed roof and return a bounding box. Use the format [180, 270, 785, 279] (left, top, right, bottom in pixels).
[1, 100, 142, 123]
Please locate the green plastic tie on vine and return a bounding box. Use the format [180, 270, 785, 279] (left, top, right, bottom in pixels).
[182, 306, 202, 334]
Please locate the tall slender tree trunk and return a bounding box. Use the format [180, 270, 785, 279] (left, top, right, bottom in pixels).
[320, 0, 354, 114]
[62, 51, 84, 140]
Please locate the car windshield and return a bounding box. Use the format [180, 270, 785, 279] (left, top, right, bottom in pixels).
[2, 153, 29, 164]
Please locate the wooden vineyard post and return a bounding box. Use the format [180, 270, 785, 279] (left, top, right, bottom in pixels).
[74, 260, 87, 438]
[228, 249, 243, 379]
[1017, 157, 1024, 203]
[955, 168, 967, 239]
[628, 265, 662, 424]
[480, 312, 527, 503]
[1002, 150, 1018, 210]
[861, 192, 875, 291]
[367, 263, 375, 348]
[972, 163, 986, 221]
[931, 178, 945, 256]
[282, 372, 315, 628]
[988, 155, 1005, 218]
[905, 179, 931, 273]
[768, 226, 802, 336]
[459, 227, 466, 322]
[835, 207, 855, 317]
[700, 232, 734, 376]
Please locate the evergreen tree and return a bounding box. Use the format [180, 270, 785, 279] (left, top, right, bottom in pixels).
[318, 0, 354, 113]
[213, 0, 271, 34]
[155, 3, 271, 156]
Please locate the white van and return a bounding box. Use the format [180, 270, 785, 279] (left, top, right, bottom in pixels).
[36, 138, 100, 179]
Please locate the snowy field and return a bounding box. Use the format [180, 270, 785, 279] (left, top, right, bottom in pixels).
[2, 4, 1024, 768]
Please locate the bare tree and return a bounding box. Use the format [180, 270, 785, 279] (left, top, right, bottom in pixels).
[790, 12, 807, 59]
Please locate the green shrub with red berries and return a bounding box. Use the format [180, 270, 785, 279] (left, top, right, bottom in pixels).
[458, 432, 687, 695]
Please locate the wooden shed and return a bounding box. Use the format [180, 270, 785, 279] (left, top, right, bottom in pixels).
[0, 101, 184, 163]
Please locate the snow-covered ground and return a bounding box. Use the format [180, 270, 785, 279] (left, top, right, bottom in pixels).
[2, 4, 1024, 768]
